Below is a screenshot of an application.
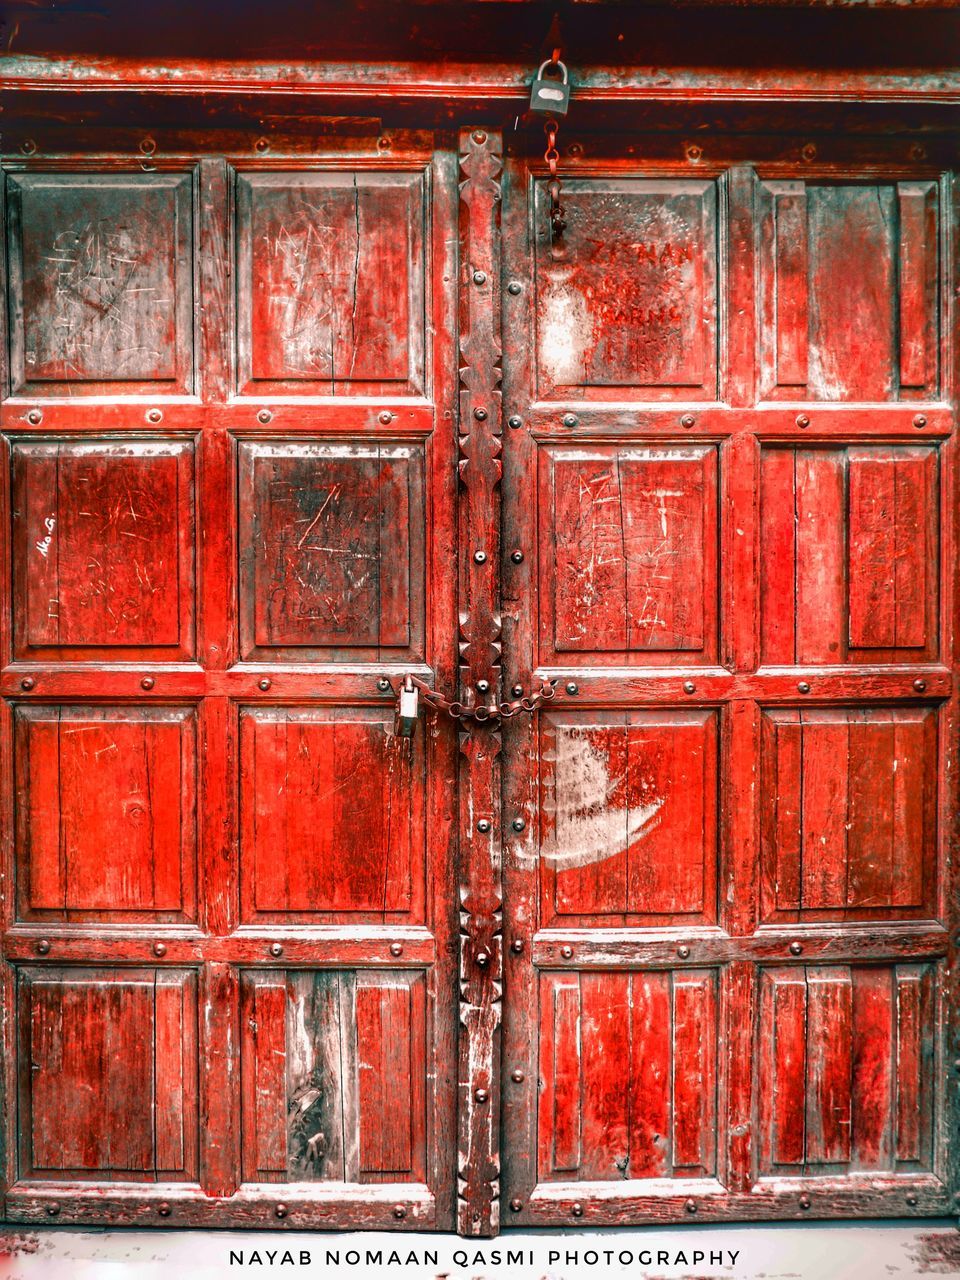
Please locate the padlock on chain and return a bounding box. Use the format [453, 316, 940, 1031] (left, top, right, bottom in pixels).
[529, 58, 570, 115]
[394, 674, 419, 741]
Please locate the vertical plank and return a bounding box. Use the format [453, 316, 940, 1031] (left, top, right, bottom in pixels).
[773, 711, 802, 915]
[154, 973, 186, 1174]
[805, 967, 853, 1167]
[770, 970, 807, 1169]
[846, 710, 895, 909]
[848, 453, 897, 648]
[774, 183, 809, 387]
[850, 966, 894, 1172]
[725, 166, 758, 408]
[672, 971, 716, 1175]
[357, 976, 413, 1177]
[895, 967, 923, 1164]
[894, 453, 928, 649]
[552, 457, 626, 651]
[892, 711, 927, 908]
[796, 450, 845, 663]
[800, 714, 850, 910]
[898, 182, 937, 393]
[286, 971, 345, 1181]
[627, 971, 671, 1178]
[552, 978, 581, 1173]
[579, 972, 630, 1180]
[251, 974, 287, 1178]
[759, 449, 797, 664]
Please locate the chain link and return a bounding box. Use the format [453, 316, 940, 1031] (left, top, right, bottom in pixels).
[389, 675, 558, 725]
[543, 118, 566, 240]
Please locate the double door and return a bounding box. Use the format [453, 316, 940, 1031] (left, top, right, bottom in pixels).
[0, 123, 955, 1235]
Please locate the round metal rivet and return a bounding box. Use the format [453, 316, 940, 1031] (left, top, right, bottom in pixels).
[561, 945, 573, 960]
[477, 819, 491, 834]
[681, 414, 696, 429]
[796, 414, 810, 429]
[27, 410, 42, 425]
[259, 678, 271, 691]
[21, 139, 37, 156]
[683, 681, 696, 694]
[511, 939, 524, 954]
[146, 408, 163, 424]
[476, 679, 490, 694]
[472, 130, 487, 144]
[512, 818, 526, 833]
[508, 416, 523, 430]
[153, 942, 166, 957]
[474, 550, 487, 564]
[377, 677, 392, 692]
[678, 945, 690, 959]
[790, 941, 803, 956]
[275, 1203, 287, 1218]
[475, 1088, 489, 1103]
[511, 550, 524, 564]
[801, 143, 817, 161]
[914, 414, 927, 429]
[565, 682, 579, 695]
[476, 951, 490, 968]
[141, 676, 155, 691]
[378, 410, 393, 425]
[799, 1195, 811, 1210]
[270, 942, 283, 957]
[257, 408, 272, 424]
[393, 1204, 407, 1219]
[562, 413, 578, 428]
[913, 679, 927, 693]
[511, 684, 524, 697]
[798, 681, 811, 694]
[158, 1202, 171, 1217]
[507, 281, 522, 295]
[511, 1069, 525, 1083]
[685, 1199, 698, 1214]
[686, 145, 703, 162]
[390, 942, 403, 957]
[21, 677, 35, 691]
[906, 1194, 918, 1206]
[140, 137, 157, 155]
[46, 1204, 59, 1216]
[474, 407, 487, 421]
[571, 1203, 584, 1218]
[255, 137, 270, 153]
[378, 136, 391, 151]
[510, 1198, 523, 1212]
[37, 940, 50, 955]
[473, 270, 486, 285]
[954, 1058, 960, 1073]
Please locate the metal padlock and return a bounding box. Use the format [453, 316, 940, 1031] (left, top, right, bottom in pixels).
[394, 676, 419, 740]
[529, 59, 570, 115]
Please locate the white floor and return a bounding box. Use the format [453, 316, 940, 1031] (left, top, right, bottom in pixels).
[0, 1221, 958, 1279]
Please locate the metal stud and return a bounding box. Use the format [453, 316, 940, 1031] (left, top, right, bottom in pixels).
[270, 942, 283, 957]
[913, 679, 927, 692]
[141, 676, 155, 690]
[477, 819, 491, 834]
[257, 408, 272, 424]
[799, 1195, 811, 1210]
[562, 413, 578, 428]
[377, 677, 392, 692]
[508, 416, 522, 430]
[511, 550, 524, 564]
[275, 1204, 287, 1218]
[476, 951, 490, 968]
[46, 1205, 60, 1217]
[796, 413, 810, 428]
[390, 942, 403, 957]
[473, 270, 487, 285]
[801, 143, 817, 161]
[790, 941, 803, 956]
[27, 409, 42, 425]
[393, 1204, 407, 1219]
[678, 945, 690, 959]
[683, 681, 696, 694]
[474, 550, 487, 564]
[561, 945, 573, 959]
[255, 137, 270, 153]
[476, 679, 490, 694]
[474, 1088, 489, 1103]
[511, 1069, 525, 1083]
[474, 407, 488, 420]
[798, 681, 811, 694]
[510, 1198, 523, 1212]
[507, 281, 522, 295]
[685, 1199, 698, 1213]
[158, 1203, 171, 1217]
[21, 138, 37, 156]
[37, 939, 50, 955]
[153, 942, 167, 957]
[512, 818, 526, 832]
[906, 1194, 918, 1207]
[139, 137, 157, 156]
[378, 410, 393, 425]
[571, 1203, 584, 1218]
[147, 408, 163, 424]
[680, 414, 696, 429]
[21, 677, 35, 691]
[511, 939, 524, 954]
[259, 678, 271, 691]
[473, 130, 487, 144]
[566, 682, 579, 695]
[512, 685, 524, 697]
[914, 414, 927, 429]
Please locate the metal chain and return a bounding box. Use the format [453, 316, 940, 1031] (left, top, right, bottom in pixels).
[389, 675, 558, 725]
[544, 117, 566, 240]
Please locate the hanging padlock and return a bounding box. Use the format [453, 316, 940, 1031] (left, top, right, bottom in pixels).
[394, 675, 419, 740]
[529, 58, 570, 115]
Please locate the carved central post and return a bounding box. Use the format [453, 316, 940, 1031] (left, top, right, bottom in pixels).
[456, 126, 503, 1239]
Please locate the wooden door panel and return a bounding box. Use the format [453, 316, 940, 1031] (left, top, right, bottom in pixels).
[760, 706, 937, 923]
[238, 440, 425, 662]
[758, 963, 938, 1176]
[758, 179, 940, 402]
[533, 178, 717, 400]
[538, 969, 718, 1182]
[538, 709, 719, 927]
[15, 704, 198, 924]
[239, 705, 424, 923]
[760, 444, 939, 665]
[12, 439, 196, 662]
[240, 969, 427, 1185]
[235, 170, 425, 397]
[19, 967, 199, 1181]
[538, 445, 719, 664]
[5, 172, 195, 396]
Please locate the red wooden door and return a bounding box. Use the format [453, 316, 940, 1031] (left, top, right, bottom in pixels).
[0, 133, 461, 1228]
[499, 145, 959, 1225]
